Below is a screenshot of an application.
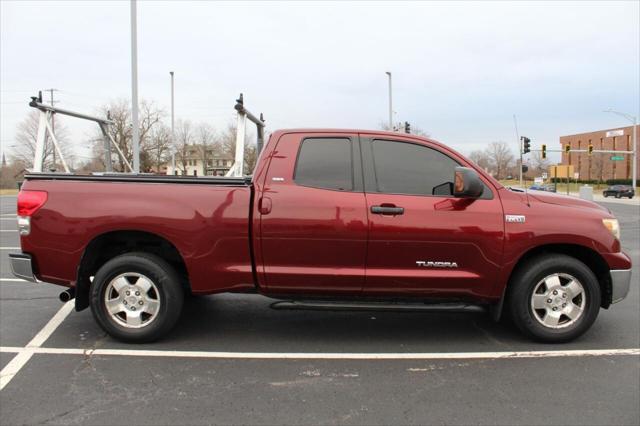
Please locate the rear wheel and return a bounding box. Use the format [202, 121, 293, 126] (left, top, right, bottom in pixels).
[90, 252, 184, 342]
[508, 254, 600, 343]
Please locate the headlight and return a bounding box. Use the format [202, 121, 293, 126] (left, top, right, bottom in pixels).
[602, 218, 620, 240]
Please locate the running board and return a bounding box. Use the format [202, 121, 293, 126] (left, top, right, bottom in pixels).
[270, 300, 486, 313]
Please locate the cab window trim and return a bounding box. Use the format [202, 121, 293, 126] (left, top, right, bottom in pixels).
[364, 137, 494, 199]
[293, 136, 359, 192]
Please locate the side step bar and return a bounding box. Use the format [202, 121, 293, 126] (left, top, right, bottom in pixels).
[270, 300, 486, 313]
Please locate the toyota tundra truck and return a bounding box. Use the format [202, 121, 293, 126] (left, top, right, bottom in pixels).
[9, 129, 632, 343]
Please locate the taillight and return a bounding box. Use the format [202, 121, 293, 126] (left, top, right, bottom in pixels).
[17, 190, 48, 216]
[17, 190, 47, 236]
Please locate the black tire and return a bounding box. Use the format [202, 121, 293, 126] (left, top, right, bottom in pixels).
[507, 254, 600, 343]
[90, 252, 184, 343]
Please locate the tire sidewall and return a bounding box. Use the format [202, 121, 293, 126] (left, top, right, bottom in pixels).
[509, 255, 601, 342]
[90, 253, 183, 342]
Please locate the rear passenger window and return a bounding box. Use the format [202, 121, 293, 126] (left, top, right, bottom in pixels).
[372, 139, 458, 196]
[294, 138, 353, 191]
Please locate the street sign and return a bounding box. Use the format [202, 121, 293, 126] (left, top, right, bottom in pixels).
[610, 155, 625, 161]
[542, 172, 548, 179]
[573, 172, 579, 180]
[606, 129, 624, 137]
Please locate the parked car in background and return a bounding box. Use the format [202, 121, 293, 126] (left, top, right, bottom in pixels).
[603, 185, 635, 199]
[529, 183, 556, 192]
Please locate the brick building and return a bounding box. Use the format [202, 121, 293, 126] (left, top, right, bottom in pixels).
[559, 125, 638, 182]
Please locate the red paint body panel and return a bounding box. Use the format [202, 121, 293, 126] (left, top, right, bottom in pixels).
[20, 180, 254, 293]
[17, 128, 631, 305]
[258, 132, 368, 295]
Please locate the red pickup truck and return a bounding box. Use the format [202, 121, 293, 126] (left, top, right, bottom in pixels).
[10, 129, 632, 343]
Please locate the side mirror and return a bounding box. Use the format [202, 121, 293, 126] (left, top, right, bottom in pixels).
[454, 167, 483, 198]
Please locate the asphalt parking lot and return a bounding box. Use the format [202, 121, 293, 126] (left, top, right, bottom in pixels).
[1, 194, 638, 425]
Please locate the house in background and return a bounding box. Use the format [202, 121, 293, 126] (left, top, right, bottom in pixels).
[165, 145, 234, 176]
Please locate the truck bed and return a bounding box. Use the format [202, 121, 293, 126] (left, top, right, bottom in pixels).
[19, 174, 255, 294]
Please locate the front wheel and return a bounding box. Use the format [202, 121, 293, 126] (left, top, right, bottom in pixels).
[90, 252, 184, 342]
[508, 254, 600, 343]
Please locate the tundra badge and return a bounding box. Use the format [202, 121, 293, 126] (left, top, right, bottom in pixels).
[416, 261, 459, 268]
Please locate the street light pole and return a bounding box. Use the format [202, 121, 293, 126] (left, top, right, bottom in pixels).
[386, 72, 393, 131]
[605, 108, 637, 191]
[130, 0, 140, 173]
[170, 71, 176, 174]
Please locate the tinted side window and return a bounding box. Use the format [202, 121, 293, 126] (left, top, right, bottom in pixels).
[372, 139, 458, 196]
[294, 138, 353, 191]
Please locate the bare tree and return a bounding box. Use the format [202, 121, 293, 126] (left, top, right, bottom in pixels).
[93, 99, 165, 172]
[530, 151, 550, 176]
[217, 121, 256, 174]
[485, 141, 514, 180]
[148, 124, 172, 172]
[195, 123, 218, 176]
[172, 119, 194, 174]
[0, 158, 28, 189]
[243, 141, 258, 175]
[468, 150, 491, 171]
[11, 110, 74, 170]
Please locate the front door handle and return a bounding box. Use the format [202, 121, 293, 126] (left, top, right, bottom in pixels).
[371, 205, 404, 215]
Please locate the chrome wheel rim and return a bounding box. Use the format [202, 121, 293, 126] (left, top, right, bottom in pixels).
[531, 273, 586, 329]
[104, 273, 161, 329]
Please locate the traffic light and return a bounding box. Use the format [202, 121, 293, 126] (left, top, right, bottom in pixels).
[404, 121, 411, 134]
[541, 144, 547, 159]
[522, 136, 531, 154]
[565, 144, 571, 153]
[522, 165, 529, 173]
[588, 144, 593, 155]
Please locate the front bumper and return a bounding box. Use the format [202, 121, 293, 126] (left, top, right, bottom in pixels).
[9, 253, 37, 282]
[610, 269, 632, 304]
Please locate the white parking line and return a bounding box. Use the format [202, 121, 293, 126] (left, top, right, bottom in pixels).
[0, 346, 637, 360]
[0, 279, 26, 282]
[0, 231, 18, 233]
[0, 301, 74, 391]
[0, 247, 20, 249]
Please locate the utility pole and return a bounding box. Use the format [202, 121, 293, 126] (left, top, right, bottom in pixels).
[514, 114, 522, 187]
[130, 0, 140, 173]
[45, 89, 58, 170]
[604, 109, 637, 191]
[170, 71, 175, 174]
[386, 72, 393, 131]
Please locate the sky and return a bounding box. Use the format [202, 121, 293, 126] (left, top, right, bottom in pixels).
[1, 0, 639, 165]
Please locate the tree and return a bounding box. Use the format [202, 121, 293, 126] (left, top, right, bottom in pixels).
[172, 119, 194, 174]
[468, 150, 491, 171]
[11, 110, 74, 171]
[485, 141, 514, 180]
[93, 99, 165, 172]
[195, 123, 218, 176]
[530, 151, 550, 176]
[216, 121, 257, 175]
[0, 158, 27, 189]
[148, 124, 173, 172]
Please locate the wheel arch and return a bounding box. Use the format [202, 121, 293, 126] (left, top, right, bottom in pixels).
[75, 230, 189, 311]
[493, 243, 612, 321]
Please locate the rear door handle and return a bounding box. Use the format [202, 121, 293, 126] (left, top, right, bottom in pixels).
[371, 205, 404, 215]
